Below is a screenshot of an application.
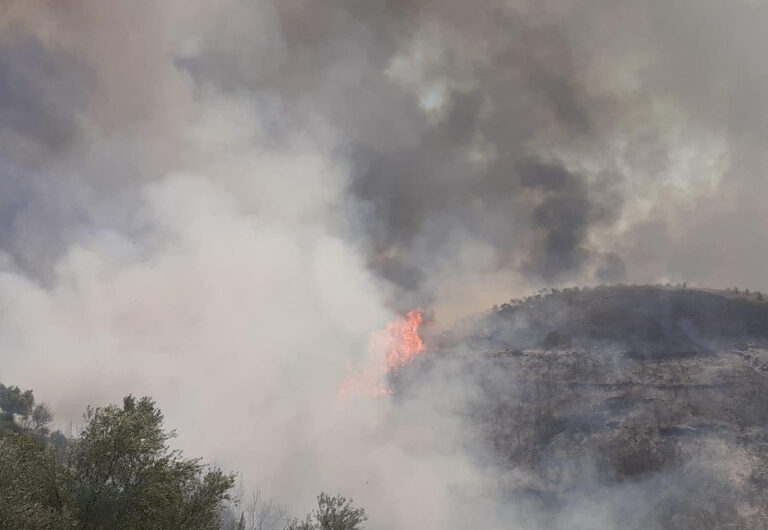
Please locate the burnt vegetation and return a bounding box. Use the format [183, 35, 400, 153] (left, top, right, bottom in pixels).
[398, 285, 768, 528]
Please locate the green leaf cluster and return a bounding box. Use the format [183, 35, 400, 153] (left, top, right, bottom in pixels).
[284, 493, 367, 530]
[0, 386, 235, 529]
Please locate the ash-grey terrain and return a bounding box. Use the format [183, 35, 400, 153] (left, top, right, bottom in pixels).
[397, 286, 768, 529]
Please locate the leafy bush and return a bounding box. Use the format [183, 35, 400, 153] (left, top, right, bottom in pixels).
[0, 384, 235, 530]
[285, 493, 367, 530]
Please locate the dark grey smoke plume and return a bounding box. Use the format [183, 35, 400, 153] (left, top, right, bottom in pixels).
[172, 0, 768, 312]
[2, 1, 768, 311]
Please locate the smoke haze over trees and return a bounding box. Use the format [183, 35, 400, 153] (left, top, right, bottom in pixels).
[1, 1, 768, 529]
[0, 385, 235, 528]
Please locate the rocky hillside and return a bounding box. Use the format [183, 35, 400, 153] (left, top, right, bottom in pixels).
[398, 286, 768, 529]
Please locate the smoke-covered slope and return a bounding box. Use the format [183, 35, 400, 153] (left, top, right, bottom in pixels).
[397, 286, 768, 529]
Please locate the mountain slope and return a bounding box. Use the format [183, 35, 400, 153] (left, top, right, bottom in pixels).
[398, 286, 768, 529]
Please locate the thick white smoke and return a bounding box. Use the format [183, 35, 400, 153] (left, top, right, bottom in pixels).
[0, 5, 500, 526]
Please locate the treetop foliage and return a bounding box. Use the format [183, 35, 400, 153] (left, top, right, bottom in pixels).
[284, 493, 367, 530]
[0, 382, 53, 435]
[0, 385, 235, 529]
[0, 382, 370, 530]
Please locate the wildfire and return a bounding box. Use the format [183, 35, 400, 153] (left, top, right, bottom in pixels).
[339, 309, 428, 397]
[384, 309, 427, 370]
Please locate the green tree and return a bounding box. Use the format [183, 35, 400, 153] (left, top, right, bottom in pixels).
[0, 385, 237, 529]
[0, 382, 52, 436]
[69, 395, 235, 530]
[285, 493, 367, 530]
[0, 432, 74, 529]
[0, 384, 35, 416]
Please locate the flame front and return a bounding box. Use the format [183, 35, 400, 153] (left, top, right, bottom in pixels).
[384, 310, 426, 370]
[340, 309, 427, 397]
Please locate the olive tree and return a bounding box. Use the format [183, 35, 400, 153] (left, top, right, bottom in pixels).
[0, 433, 74, 529]
[69, 395, 235, 529]
[285, 493, 367, 530]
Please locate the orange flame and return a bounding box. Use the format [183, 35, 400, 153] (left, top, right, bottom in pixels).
[339, 309, 428, 398]
[384, 310, 426, 370]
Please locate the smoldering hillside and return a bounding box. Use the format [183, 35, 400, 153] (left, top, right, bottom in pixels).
[392, 285, 768, 529]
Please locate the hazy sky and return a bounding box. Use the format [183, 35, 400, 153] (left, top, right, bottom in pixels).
[0, 1, 767, 528]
